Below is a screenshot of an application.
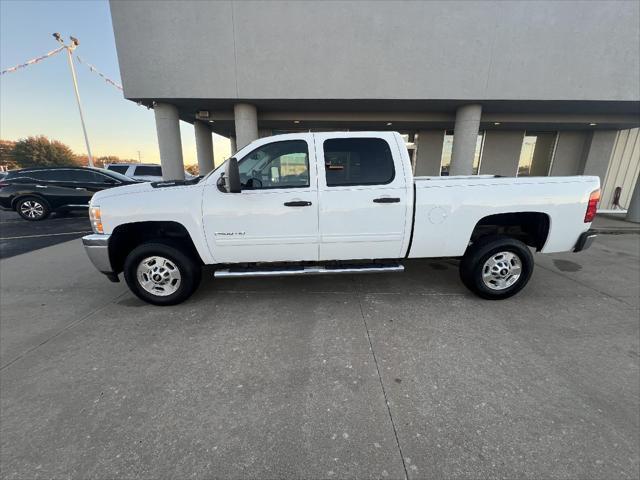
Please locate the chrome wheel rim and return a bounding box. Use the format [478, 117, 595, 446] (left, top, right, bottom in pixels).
[482, 251, 522, 291]
[20, 200, 44, 219]
[136, 256, 181, 297]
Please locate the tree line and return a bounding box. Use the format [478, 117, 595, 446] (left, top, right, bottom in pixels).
[0, 136, 136, 170]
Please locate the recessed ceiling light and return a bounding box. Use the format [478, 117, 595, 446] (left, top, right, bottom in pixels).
[494, 122, 501, 125]
[208, 120, 214, 123]
[293, 120, 300, 124]
[386, 122, 393, 126]
[589, 123, 597, 126]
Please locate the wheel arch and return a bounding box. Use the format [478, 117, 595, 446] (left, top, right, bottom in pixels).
[469, 211, 551, 252]
[109, 221, 204, 275]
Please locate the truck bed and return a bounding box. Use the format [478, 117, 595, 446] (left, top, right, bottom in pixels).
[408, 175, 600, 258]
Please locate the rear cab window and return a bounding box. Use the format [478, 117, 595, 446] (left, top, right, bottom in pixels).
[323, 138, 395, 186]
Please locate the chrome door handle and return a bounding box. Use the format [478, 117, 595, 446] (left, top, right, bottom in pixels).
[75, 187, 86, 190]
[35, 185, 47, 188]
[284, 201, 312, 207]
[373, 197, 400, 203]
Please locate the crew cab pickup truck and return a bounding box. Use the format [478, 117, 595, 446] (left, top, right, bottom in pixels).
[82, 132, 599, 306]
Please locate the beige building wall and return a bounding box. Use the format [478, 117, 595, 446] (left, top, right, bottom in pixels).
[479, 131, 525, 176]
[550, 132, 590, 176]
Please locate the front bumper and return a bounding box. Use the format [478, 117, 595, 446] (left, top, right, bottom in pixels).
[82, 234, 119, 282]
[573, 230, 597, 252]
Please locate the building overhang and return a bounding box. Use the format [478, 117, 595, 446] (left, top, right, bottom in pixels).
[130, 98, 640, 137]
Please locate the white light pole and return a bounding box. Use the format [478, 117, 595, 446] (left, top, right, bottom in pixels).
[53, 33, 94, 167]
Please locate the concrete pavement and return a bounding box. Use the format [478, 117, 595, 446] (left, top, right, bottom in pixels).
[0, 234, 638, 479]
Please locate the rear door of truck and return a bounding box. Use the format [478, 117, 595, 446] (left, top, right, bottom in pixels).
[314, 132, 412, 260]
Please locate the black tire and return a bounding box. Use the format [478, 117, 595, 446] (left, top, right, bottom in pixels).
[459, 235, 534, 300]
[16, 196, 50, 221]
[123, 241, 201, 306]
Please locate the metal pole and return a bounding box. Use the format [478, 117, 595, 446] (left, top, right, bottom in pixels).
[63, 41, 94, 167]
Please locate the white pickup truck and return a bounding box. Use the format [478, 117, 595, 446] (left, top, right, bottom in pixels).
[82, 132, 599, 306]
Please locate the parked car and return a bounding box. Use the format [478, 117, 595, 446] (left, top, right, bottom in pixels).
[0, 166, 138, 221]
[83, 132, 599, 306]
[105, 163, 195, 182]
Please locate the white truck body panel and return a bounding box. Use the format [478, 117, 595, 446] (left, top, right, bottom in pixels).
[313, 131, 413, 261]
[96, 181, 215, 264]
[91, 131, 598, 267]
[202, 133, 319, 263]
[409, 176, 596, 258]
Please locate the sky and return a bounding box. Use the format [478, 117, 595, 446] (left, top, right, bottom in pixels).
[0, 0, 229, 165]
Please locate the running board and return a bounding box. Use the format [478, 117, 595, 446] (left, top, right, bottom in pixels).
[214, 263, 404, 278]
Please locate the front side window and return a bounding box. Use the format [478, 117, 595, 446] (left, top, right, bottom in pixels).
[238, 140, 309, 189]
[27, 170, 56, 182]
[323, 138, 395, 186]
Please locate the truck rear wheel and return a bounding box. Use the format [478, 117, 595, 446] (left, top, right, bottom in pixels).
[459, 235, 534, 300]
[123, 241, 201, 306]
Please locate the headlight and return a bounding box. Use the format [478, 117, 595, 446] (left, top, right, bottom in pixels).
[89, 205, 103, 234]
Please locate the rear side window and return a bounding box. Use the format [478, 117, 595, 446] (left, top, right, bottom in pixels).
[67, 169, 110, 183]
[108, 165, 129, 174]
[27, 169, 72, 182]
[134, 166, 162, 176]
[323, 138, 395, 186]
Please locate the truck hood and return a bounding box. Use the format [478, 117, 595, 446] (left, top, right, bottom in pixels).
[92, 181, 154, 202]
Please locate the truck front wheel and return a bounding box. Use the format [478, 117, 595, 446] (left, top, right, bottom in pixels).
[123, 241, 201, 306]
[459, 235, 534, 300]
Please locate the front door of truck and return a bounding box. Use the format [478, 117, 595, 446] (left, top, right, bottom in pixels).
[202, 135, 319, 264]
[314, 132, 411, 260]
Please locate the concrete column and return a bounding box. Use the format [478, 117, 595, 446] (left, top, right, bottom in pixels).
[153, 102, 185, 181]
[194, 120, 214, 175]
[582, 130, 618, 186]
[415, 130, 445, 176]
[626, 174, 640, 223]
[234, 103, 258, 151]
[230, 136, 237, 155]
[480, 131, 525, 176]
[450, 104, 482, 176]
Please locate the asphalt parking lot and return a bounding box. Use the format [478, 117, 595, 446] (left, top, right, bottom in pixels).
[0, 227, 638, 479]
[0, 209, 91, 259]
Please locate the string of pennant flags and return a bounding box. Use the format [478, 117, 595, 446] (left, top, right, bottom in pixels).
[1, 46, 123, 93]
[0, 46, 65, 75]
[75, 55, 123, 91]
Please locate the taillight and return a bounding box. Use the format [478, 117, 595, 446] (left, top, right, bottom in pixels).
[584, 189, 600, 223]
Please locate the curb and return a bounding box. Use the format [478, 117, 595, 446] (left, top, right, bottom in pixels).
[592, 228, 640, 235]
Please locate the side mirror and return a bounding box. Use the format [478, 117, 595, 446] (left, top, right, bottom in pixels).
[225, 157, 241, 193]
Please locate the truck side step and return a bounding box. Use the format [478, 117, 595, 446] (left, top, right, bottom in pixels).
[214, 263, 404, 278]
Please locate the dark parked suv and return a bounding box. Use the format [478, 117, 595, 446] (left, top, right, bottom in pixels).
[0, 167, 137, 221]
